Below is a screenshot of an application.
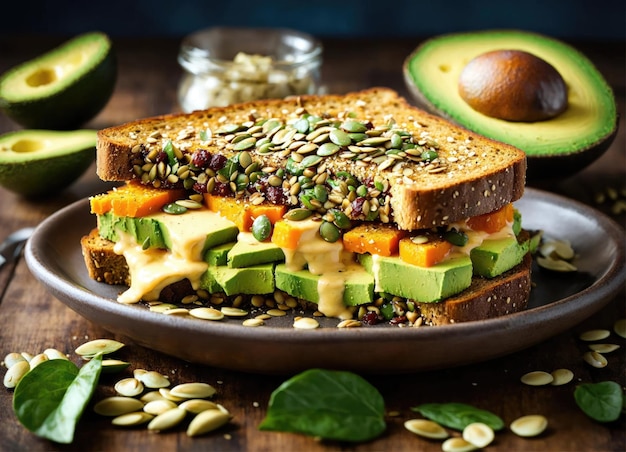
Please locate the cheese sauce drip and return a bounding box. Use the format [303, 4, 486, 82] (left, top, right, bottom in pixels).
[448, 219, 516, 255]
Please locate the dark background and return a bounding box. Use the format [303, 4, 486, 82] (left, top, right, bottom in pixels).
[3, 0, 624, 41]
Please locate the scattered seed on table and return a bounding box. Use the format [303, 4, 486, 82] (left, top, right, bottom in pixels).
[115, 378, 144, 397]
[112, 411, 154, 427]
[550, 368, 574, 386]
[139, 370, 170, 389]
[463, 422, 494, 448]
[404, 419, 449, 439]
[43, 348, 69, 361]
[143, 399, 178, 416]
[3, 360, 30, 388]
[101, 359, 131, 373]
[148, 407, 187, 432]
[179, 399, 220, 414]
[187, 409, 231, 437]
[140, 391, 168, 403]
[189, 307, 224, 321]
[510, 414, 548, 437]
[170, 382, 217, 399]
[579, 329, 611, 342]
[583, 351, 608, 368]
[94, 397, 145, 417]
[613, 319, 626, 338]
[521, 371, 554, 386]
[588, 343, 620, 354]
[442, 437, 478, 452]
[3, 352, 26, 369]
[75, 338, 125, 358]
[159, 388, 187, 402]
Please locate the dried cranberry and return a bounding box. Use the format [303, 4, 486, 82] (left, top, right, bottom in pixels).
[390, 315, 407, 325]
[211, 180, 231, 196]
[192, 182, 207, 193]
[361, 311, 380, 325]
[155, 151, 168, 164]
[191, 150, 212, 169]
[209, 154, 227, 171]
[265, 186, 287, 205]
[349, 197, 366, 219]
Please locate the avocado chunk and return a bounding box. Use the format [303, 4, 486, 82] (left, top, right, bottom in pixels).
[0, 32, 116, 129]
[275, 263, 375, 306]
[209, 264, 275, 295]
[0, 129, 95, 197]
[359, 253, 473, 303]
[470, 237, 530, 278]
[227, 237, 285, 268]
[403, 30, 617, 179]
[206, 242, 235, 266]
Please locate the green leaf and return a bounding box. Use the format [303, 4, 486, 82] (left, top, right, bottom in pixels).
[574, 381, 624, 423]
[259, 368, 386, 442]
[13, 355, 103, 444]
[412, 402, 504, 431]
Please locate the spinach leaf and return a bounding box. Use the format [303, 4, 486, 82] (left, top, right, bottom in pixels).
[259, 368, 386, 442]
[574, 381, 624, 423]
[13, 355, 102, 444]
[412, 402, 504, 431]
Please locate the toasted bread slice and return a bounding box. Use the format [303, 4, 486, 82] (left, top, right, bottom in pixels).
[96, 87, 526, 230]
[80, 228, 532, 324]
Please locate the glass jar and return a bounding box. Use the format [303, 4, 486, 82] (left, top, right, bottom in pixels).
[177, 27, 323, 112]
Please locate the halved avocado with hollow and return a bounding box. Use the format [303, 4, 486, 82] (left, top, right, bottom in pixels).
[0, 32, 116, 130]
[0, 129, 96, 197]
[403, 30, 618, 180]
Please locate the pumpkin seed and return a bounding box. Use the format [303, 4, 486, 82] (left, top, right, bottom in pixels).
[20, 352, 33, 362]
[163, 202, 187, 215]
[442, 437, 478, 452]
[539, 239, 575, 260]
[252, 215, 272, 241]
[148, 407, 187, 432]
[43, 348, 69, 361]
[536, 256, 577, 272]
[94, 396, 145, 417]
[175, 199, 203, 210]
[4, 352, 26, 369]
[293, 118, 310, 134]
[319, 221, 340, 243]
[221, 307, 248, 317]
[462, 422, 494, 448]
[115, 377, 144, 397]
[179, 399, 220, 414]
[149, 303, 178, 313]
[550, 368, 574, 386]
[583, 351, 608, 368]
[579, 329, 610, 341]
[267, 308, 287, 317]
[187, 409, 230, 437]
[143, 399, 178, 415]
[3, 360, 29, 388]
[75, 339, 125, 358]
[101, 359, 131, 374]
[159, 388, 187, 402]
[300, 155, 323, 168]
[29, 353, 49, 370]
[189, 307, 224, 321]
[162, 307, 190, 316]
[404, 419, 449, 439]
[329, 129, 351, 146]
[233, 137, 256, 151]
[341, 120, 367, 133]
[614, 318, 626, 338]
[140, 391, 168, 403]
[316, 142, 340, 156]
[521, 371, 554, 386]
[589, 343, 620, 353]
[510, 415, 548, 437]
[112, 411, 154, 427]
[242, 318, 264, 327]
[293, 317, 319, 329]
[284, 207, 312, 221]
[170, 382, 216, 399]
[139, 370, 171, 389]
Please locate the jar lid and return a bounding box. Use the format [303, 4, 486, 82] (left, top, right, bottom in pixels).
[178, 27, 323, 75]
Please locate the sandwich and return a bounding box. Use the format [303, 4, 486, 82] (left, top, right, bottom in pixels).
[81, 87, 534, 326]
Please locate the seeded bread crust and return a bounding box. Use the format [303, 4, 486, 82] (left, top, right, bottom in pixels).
[96, 87, 526, 230]
[80, 228, 532, 324]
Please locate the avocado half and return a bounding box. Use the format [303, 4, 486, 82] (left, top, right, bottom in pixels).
[403, 30, 618, 180]
[0, 129, 96, 197]
[0, 32, 116, 130]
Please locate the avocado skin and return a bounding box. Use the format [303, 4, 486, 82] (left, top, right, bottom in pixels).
[0, 33, 117, 130]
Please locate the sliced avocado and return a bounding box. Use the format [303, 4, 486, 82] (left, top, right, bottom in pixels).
[227, 239, 285, 268]
[275, 264, 375, 306]
[200, 268, 222, 294]
[403, 30, 617, 180]
[210, 264, 275, 296]
[470, 236, 529, 278]
[0, 129, 95, 197]
[359, 253, 473, 303]
[206, 242, 235, 266]
[0, 32, 116, 129]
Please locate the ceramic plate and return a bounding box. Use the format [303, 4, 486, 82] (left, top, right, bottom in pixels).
[25, 188, 625, 374]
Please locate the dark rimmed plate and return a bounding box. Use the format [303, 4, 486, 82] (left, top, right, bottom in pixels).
[25, 188, 625, 374]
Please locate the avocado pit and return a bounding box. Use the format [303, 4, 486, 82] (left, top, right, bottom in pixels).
[458, 49, 568, 122]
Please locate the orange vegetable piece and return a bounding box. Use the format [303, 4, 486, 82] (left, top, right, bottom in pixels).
[90, 182, 185, 217]
[399, 235, 453, 267]
[205, 194, 287, 231]
[343, 223, 408, 256]
[467, 203, 514, 233]
[271, 219, 308, 249]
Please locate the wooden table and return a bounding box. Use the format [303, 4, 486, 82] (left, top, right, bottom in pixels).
[0, 34, 624, 451]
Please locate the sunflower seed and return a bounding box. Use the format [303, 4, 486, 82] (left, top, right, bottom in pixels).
[94, 397, 145, 416]
[404, 419, 449, 439]
[463, 422, 494, 448]
[186, 409, 231, 437]
[148, 407, 187, 432]
[75, 339, 125, 358]
[510, 415, 548, 437]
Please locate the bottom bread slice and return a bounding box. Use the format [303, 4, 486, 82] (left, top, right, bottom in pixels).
[80, 228, 532, 324]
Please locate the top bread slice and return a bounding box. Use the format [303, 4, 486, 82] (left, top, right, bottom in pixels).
[96, 87, 526, 230]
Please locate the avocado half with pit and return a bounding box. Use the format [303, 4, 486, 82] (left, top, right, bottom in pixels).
[0, 32, 116, 130]
[403, 30, 618, 180]
[0, 129, 96, 197]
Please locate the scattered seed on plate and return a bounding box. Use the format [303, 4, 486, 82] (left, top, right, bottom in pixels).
[442, 437, 478, 452]
[187, 409, 231, 437]
[463, 422, 494, 448]
[588, 343, 620, 354]
[170, 382, 216, 399]
[583, 351, 608, 368]
[404, 419, 449, 439]
[220, 307, 248, 317]
[521, 371, 554, 386]
[161, 307, 190, 316]
[189, 307, 224, 320]
[148, 407, 187, 432]
[266, 309, 287, 317]
[150, 303, 178, 313]
[293, 317, 320, 329]
[75, 339, 125, 358]
[579, 329, 611, 342]
[242, 318, 264, 327]
[613, 319, 626, 338]
[3, 360, 30, 389]
[94, 396, 145, 417]
[510, 414, 548, 437]
[112, 411, 154, 427]
[143, 399, 178, 416]
[550, 368, 574, 386]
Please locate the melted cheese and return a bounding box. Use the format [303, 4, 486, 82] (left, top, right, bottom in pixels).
[447, 220, 515, 255]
